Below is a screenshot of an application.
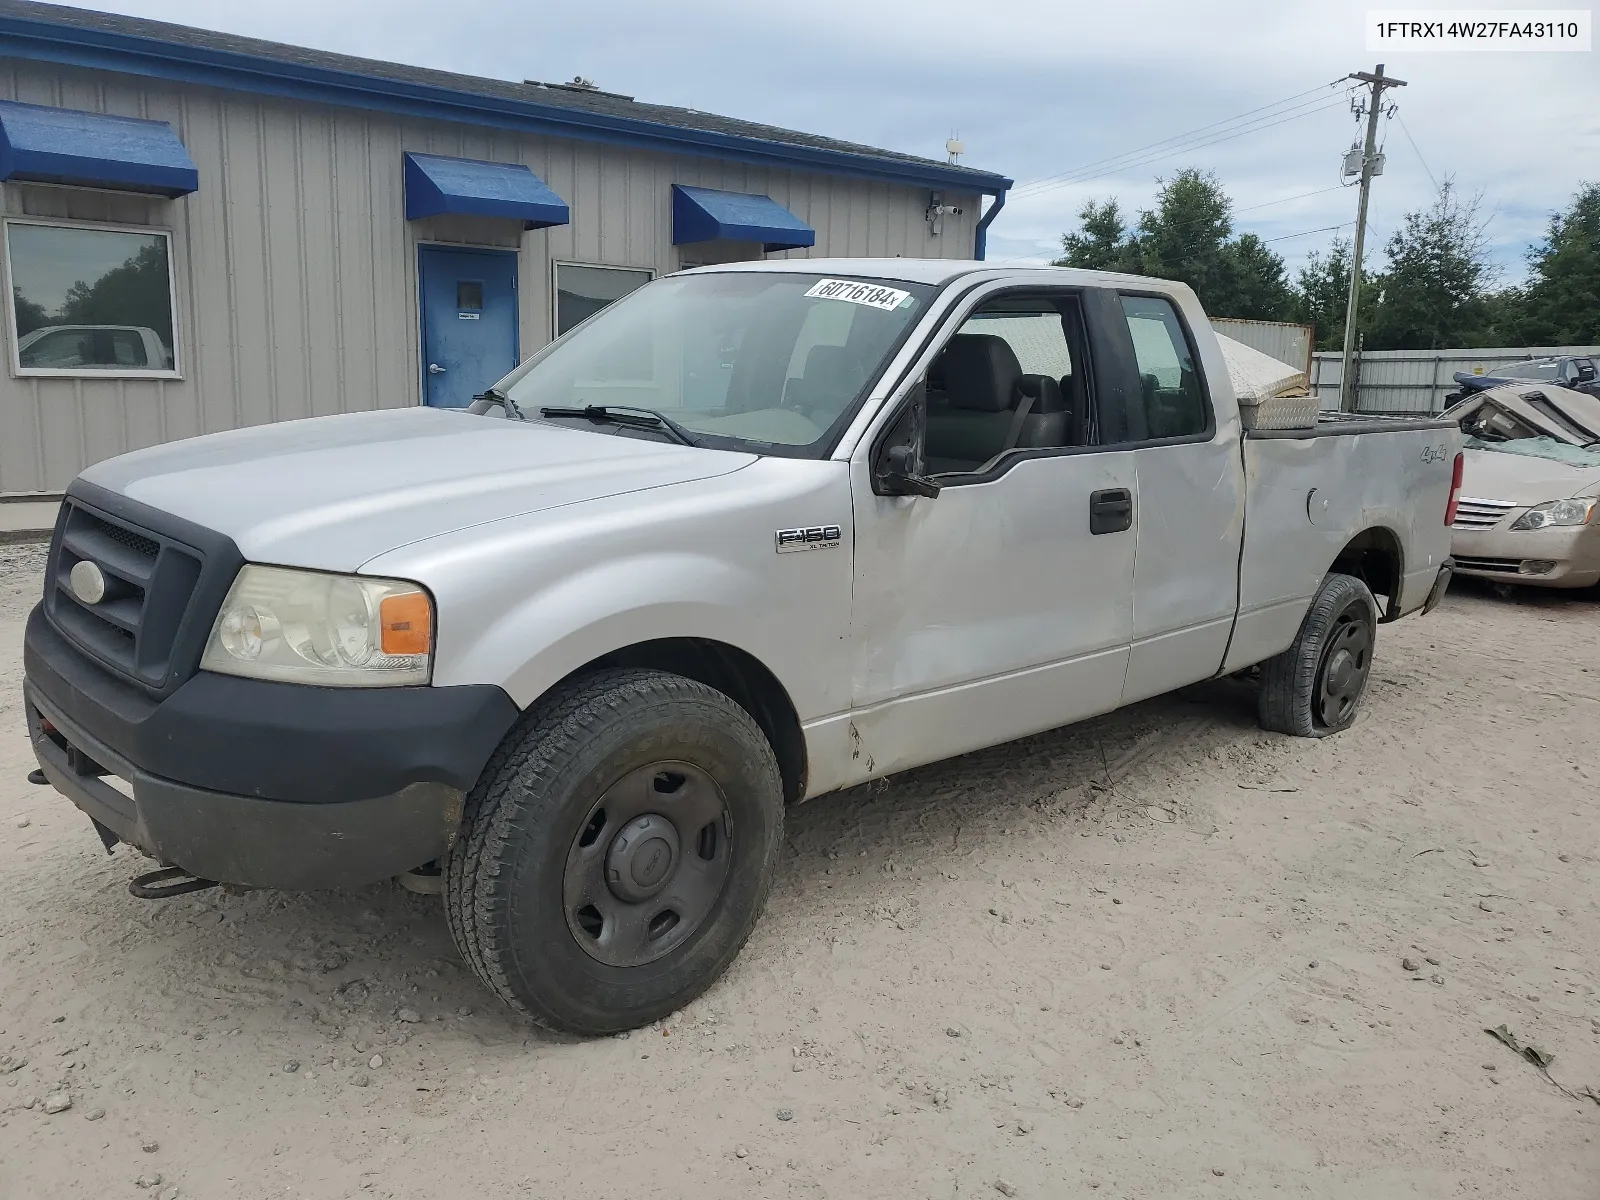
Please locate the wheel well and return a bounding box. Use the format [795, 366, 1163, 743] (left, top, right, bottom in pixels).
[1331, 527, 1403, 619]
[579, 638, 808, 805]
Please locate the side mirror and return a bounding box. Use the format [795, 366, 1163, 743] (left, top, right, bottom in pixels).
[873, 383, 942, 499]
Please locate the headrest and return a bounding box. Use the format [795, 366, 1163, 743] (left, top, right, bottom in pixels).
[1016, 374, 1066, 414]
[801, 344, 857, 385]
[940, 333, 1022, 412]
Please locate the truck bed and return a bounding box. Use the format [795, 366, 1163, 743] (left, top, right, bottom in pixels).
[1224, 413, 1458, 672]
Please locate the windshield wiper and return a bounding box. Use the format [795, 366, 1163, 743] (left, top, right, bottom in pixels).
[538, 404, 699, 447]
[471, 385, 527, 421]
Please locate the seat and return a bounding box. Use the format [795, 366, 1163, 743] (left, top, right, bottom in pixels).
[784, 344, 860, 422]
[925, 334, 1067, 472]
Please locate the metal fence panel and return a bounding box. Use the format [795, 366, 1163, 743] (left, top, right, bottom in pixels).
[1309, 347, 1600, 414]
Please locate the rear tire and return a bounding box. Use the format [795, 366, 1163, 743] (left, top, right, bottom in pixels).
[444, 668, 784, 1035]
[1257, 572, 1378, 738]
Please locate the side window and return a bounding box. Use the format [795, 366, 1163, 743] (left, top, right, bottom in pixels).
[1119, 295, 1208, 441]
[921, 297, 1083, 475]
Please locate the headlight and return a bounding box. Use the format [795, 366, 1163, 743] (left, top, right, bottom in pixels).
[201, 565, 432, 686]
[1509, 497, 1597, 531]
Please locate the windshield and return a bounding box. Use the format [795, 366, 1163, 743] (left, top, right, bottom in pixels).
[496, 272, 935, 454]
[1496, 360, 1562, 380]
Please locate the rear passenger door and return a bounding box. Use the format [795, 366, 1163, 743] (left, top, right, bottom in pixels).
[1105, 292, 1244, 703]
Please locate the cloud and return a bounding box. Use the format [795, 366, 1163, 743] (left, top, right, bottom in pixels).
[70, 0, 1599, 279]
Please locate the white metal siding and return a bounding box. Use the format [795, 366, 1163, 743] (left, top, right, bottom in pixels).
[0, 61, 982, 494]
[1309, 346, 1600, 414]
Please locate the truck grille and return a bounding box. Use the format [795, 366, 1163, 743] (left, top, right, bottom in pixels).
[1453, 555, 1522, 574]
[45, 497, 207, 692]
[1451, 497, 1516, 529]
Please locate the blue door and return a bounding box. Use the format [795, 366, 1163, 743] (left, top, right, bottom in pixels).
[418, 246, 519, 408]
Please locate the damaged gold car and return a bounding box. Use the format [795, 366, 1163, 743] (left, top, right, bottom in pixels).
[1448, 384, 1600, 588]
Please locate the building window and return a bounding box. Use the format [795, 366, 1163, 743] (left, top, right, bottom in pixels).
[554, 263, 652, 338]
[5, 219, 179, 377]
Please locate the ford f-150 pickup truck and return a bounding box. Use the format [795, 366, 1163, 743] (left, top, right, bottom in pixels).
[24, 260, 1459, 1034]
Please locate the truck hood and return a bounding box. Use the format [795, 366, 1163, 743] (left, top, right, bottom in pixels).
[1461, 446, 1600, 505]
[80, 408, 755, 570]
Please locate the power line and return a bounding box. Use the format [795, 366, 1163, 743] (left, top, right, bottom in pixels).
[1013, 96, 1346, 197]
[1012, 80, 1347, 197]
[1395, 113, 1437, 190]
[1263, 222, 1352, 242]
[1236, 184, 1347, 213]
[1013, 79, 1342, 190]
[1015, 100, 1352, 199]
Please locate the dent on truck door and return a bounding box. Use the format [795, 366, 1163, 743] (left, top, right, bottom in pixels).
[845, 288, 1137, 782]
[1113, 294, 1245, 704]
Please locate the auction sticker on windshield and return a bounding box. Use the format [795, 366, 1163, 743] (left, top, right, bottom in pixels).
[804, 279, 914, 311]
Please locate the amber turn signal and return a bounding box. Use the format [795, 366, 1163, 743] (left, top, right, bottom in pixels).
[379, 590, 432, 656]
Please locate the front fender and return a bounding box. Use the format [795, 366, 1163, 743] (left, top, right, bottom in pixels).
[445, 552, 808, 711]
[362, 458, 856, 726]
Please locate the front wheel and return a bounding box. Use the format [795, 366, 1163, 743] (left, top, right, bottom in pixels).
[444, 668, 784, 1035]
[1257, 572, 1378, 737]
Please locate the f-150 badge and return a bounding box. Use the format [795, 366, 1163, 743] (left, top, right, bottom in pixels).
[775, 525, 843, 553]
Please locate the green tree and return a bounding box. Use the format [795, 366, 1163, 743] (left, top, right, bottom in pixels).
[58, 242, 173, 347]
[11, 287, 48, 336]
[1514, 182, 1599, 345]
[1367, 181, 1495, 351]
[1226, 232, 1293, 322]
[1054, 169, 1294, 320]
[1289, 238, 1377, 351]
[1055, 199, 1132, 271]
[1127, 168, 1236, 306]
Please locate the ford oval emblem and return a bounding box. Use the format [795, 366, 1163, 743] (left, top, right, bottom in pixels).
[69, 560, 107, 605]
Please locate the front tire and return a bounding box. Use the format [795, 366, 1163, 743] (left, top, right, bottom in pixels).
[444, 668, 784, 1035]
[1257, 572, 1378, 737]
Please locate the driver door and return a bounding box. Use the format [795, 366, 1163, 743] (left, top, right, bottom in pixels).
[842, 286, 1137, 783]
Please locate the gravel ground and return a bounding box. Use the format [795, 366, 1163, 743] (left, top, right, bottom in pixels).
[2, 550, 1598, 1199]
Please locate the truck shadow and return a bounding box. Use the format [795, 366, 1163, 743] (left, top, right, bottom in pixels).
[25, 673, 1272, 1057]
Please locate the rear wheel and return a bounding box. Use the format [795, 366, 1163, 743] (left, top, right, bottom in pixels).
[1257, 572, 1377, 738]
[445, 668, 784, 1035]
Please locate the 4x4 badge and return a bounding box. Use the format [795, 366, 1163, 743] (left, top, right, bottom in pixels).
[775, 525, 842, 554]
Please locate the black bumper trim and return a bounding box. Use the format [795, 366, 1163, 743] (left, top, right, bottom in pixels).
[28, 681, 466, 890]
[24, 604, 518, 804]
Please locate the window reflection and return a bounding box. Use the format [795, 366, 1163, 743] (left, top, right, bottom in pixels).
[7, 222, 176, 373]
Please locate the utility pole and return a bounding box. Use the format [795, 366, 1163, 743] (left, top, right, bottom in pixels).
[1338, 64, 1405, 413]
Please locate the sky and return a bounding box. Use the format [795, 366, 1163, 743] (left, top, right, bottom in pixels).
[64, 0, 1600, 285]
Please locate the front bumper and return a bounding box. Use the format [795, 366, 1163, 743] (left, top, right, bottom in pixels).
[1450, 521, 1600, 588]
[24, 605, 519, 889]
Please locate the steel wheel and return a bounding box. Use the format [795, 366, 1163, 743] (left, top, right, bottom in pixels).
[1315, 600, 1373, 729]
[562, 760, 733, 968]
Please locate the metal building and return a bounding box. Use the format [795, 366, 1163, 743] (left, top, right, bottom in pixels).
[0, 0, 1010, 498]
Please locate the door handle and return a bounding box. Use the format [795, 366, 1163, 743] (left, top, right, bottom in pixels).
[1089, 487, 1133, 535]
[428, 363, 447, 375]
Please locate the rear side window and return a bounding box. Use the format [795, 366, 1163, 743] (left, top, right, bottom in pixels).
[1119, 295, 1208, 440]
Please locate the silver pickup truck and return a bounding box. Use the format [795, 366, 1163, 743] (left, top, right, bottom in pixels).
[24, 260, 1458, 1034]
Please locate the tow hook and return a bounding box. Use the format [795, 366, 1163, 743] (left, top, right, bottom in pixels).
[128, 866, 219, 900]
[27, 769, 48, 785]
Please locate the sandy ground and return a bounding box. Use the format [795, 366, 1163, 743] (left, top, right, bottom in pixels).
[2, 544, 1598, 1200]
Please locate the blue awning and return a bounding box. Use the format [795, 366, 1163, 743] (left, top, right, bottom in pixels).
[0, 101, 198, 197]
[403, 152, 569, 229]
[671, 185, 815, 252]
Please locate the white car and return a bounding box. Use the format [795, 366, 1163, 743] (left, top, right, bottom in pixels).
[16, 324, 172, 371]
[1449, 383, 1600, 588]
[25, 260, 1457, 1033]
